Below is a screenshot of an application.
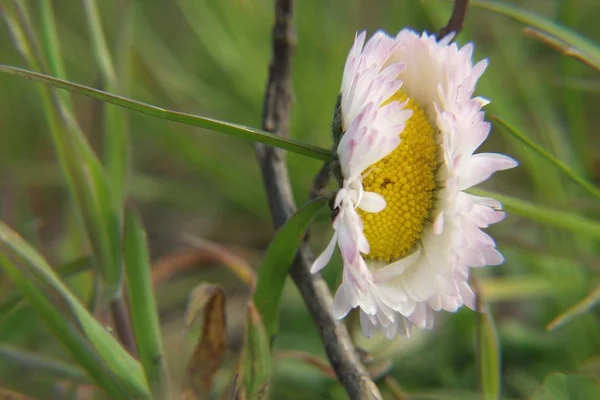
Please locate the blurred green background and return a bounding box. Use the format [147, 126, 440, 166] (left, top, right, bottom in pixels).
[1, 0, 600, 399]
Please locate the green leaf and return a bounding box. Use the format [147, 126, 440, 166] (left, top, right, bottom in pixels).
[472, 0, 600, 71]
[469, 189, 600, 239]
[493, 116, 600, 199]
[244, 303, 272, 400]
[0, 65, 332, 162]
[478, 304, 501, 400]
[123, 208, 170, 398]
[531, 373, 600, 400]
[253, 198, 328, 341]
[0, 221, 150, 398]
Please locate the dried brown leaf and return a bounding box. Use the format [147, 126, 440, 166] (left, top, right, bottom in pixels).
[182, 284, 227, 400]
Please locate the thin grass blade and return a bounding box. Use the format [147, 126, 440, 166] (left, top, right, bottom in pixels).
[470, 189, 600, 239]
[3, 5, 123, 302]
[472, 0, 600, 70]
[0, 253, 144, 398]
[39, 0, 72, 107]
[0, 256, 91, 319]
[0, 65, 332, 161]
[82, 0, 130, 206]
[547, 284, 600, 331]
[493, 116, 600, 199]
[478, 304, 501, 400]
[0, 221, 150, 398]
[123, 208, 170, 398]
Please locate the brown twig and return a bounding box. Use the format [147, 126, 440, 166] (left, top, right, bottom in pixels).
[310, 162, 331, 200]
[437, 0, 470, 40]
[255, 1, 381, 399]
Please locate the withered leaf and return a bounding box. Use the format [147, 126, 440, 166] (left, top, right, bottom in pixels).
[182, 283, 227, 400]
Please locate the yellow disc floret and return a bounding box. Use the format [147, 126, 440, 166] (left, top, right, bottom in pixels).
[358, 91, 438, 263]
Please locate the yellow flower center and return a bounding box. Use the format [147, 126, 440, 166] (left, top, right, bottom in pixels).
[358, 91, 438, 263]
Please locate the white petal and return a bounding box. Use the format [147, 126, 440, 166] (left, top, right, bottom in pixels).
[360, 311, 377, 338]
[332, 283, 354, 319]
[358, 191, 387, 213]
[459, 153, 518, 190]
[375, 247, 422, 280]
[310, 232, 338, 273]
[458, 282, 476, 310]
[433, 212, 445, 235]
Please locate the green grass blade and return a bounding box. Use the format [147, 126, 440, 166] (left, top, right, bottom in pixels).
[4, 6, 123, 302]
[478, 304, 501, 400]
[0, 221, 150, 398]
[39, 0, 72, 108]
[123, 207, 170, 398]
[0, 65, 332, 161]
[0, 256, 91, 319]
[493, 116, 600, 199]
[244, 303, 272, 400]
[82, 0, 130, 206]
[470, 189, 600, 238]
[0, 254, 131, 398]
[253, 198, 328, 342]
[0, 345, 92, 384]
[472, 0, 600, 70]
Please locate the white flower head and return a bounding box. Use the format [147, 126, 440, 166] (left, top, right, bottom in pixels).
[312, 29, 518, 339]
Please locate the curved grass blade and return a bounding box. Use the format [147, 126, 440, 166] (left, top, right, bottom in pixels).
[0, 65, 332, 162]
[253, 198, 328, 342]
[493, 116, 600, 199]
[470, 189, 600, 239]
[123, 208, 170, 398]
[472, 0, 600, 70]
[0, 221, 150, 398]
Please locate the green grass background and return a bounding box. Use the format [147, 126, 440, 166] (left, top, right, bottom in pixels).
[1, 0, 599, 399]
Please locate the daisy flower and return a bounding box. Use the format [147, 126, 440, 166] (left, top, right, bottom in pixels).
[311, 29, 518, 339]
